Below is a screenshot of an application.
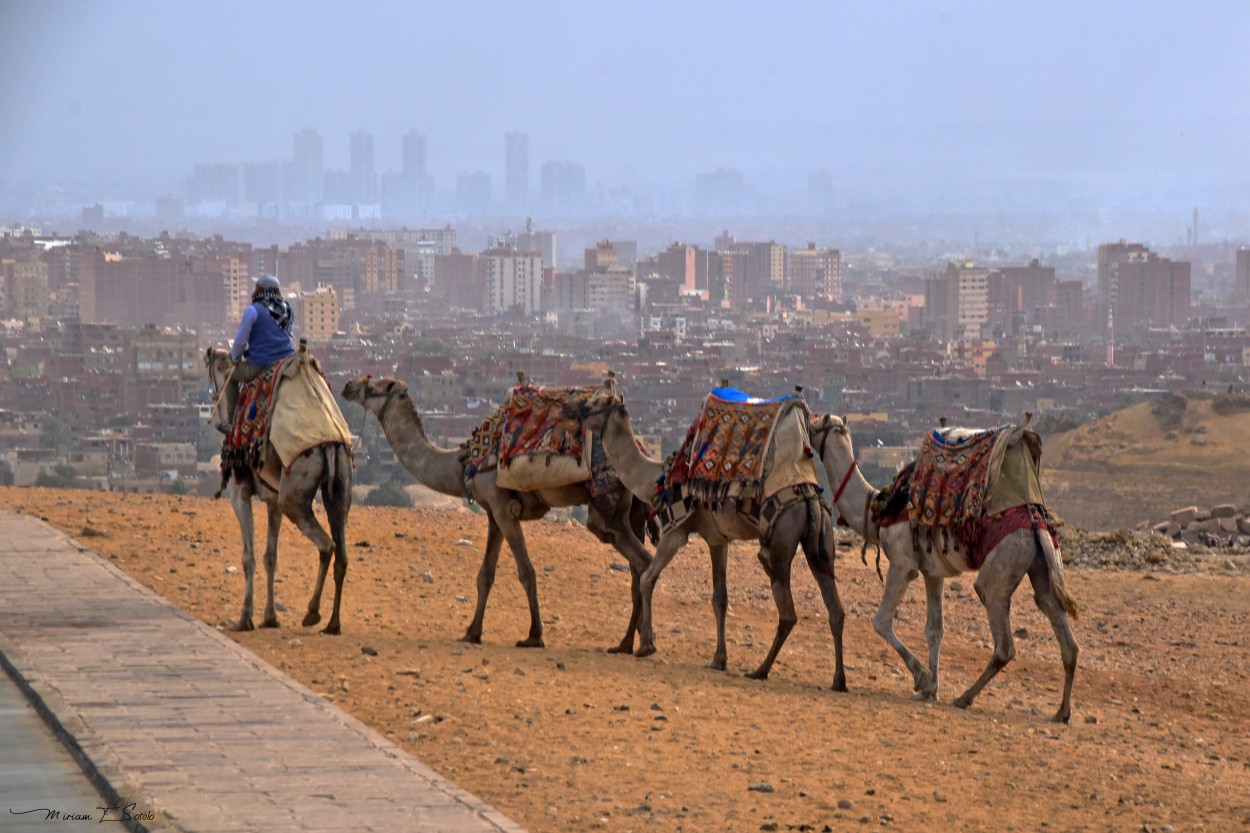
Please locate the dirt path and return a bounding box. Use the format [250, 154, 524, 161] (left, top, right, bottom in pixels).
[3, 487, 1247, 833]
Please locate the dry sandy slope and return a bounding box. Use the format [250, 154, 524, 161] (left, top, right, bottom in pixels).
[1046, 393, 1250, 531]
[2, 487, 1248, 833]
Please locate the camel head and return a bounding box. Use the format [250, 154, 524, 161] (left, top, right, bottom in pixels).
[562, 374, 626, 436]
[341, 376, 412, 419]
[808, 413, 856, 469]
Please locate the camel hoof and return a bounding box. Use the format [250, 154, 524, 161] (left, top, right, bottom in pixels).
[515, 637, 545, 649]
[912, 691, 937, 701]
[1050, 709, 1071, 724]
[706, 658, 727, 672]
[260, 617, 280, 629]
[912, 669, 934, 693]
[953, 696, 972, 710]
[635, 645, 657, 659]
[458, 633, 483, 645]
[831, 677, 848, 693]
[607, 643, 634, 655]
[745, 669, 769, 681]
[231, 619, 254, 632]
[302, 611, 322, 627]
[321, 622, 341, 636]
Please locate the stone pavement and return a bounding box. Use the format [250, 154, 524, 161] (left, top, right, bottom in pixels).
[0, 510, 526, 833]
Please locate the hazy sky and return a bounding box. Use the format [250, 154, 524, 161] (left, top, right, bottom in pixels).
[3, 1, 1248, 194]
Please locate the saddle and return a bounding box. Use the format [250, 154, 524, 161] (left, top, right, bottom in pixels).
[652, 387, 821, 535]
[460, 384, 617, 495]
[220, 347, 352, 491]
[903, 424, 1050, 568]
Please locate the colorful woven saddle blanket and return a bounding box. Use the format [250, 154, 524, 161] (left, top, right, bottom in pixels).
[655, 387, 814, 510]
[221, 359, 288, 473]
[907, 425, 1008, 535]
[869, 461, 915, 529]
[497, 384, 591, 466]
[221, 354, 351, 477]
[460, 385, 619, 495]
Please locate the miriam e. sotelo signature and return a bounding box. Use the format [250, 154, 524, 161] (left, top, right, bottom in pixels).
[9, 803, 155, 823]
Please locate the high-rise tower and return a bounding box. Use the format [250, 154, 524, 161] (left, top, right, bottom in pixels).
[505, 132, 529, 212]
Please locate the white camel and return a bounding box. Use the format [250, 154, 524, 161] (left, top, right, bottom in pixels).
[808, 414, 1079, 721]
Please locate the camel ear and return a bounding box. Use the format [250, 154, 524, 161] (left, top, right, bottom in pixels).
[840, 414, 848, 427]
[604, 370, 617, 395]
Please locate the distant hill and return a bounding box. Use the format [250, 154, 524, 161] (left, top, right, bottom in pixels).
[1043, 390, 1250, 530]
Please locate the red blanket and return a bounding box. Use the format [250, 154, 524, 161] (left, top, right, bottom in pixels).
[971, 504, 1059, 569]
[221, 362, 283, 473]
[497, 384, 591, 467]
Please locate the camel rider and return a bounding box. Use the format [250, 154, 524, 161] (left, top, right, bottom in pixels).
[220, 274, 295, 430]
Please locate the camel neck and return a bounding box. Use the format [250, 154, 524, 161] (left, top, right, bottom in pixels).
[824, 448, 880, 544]
[377, 397, 468, 498]
[598, 407, 663, 501]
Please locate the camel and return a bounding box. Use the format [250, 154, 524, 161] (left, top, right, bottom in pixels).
[564, 380, 847, 690]
[340, 376, 653, 652]
[205, 347, 354, 635]
[808, 414, 1080, 721]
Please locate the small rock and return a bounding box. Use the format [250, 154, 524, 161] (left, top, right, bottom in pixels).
[837, 798, 854, 810]
[420, 571, 435, 583]
[514, 667, 526, 676]
[556, 661, 566, 670]
[1085, 715, 1098, 725]
[354, 540, 371, 548]
[748, 782, 775, 793]
[455, 538, 473, 547]
[608, 562, 629, 573]
[949, 581, 963, 592]
[650, 703, 664, 711]
[225, 566, 238, 574]
[1226, 560, 1237, 571]
[1013, 628, 1029, 639]
[613, 704, 630, 711]
[361, 646, 378, 656]
[495, 756, 509, 765]
[761, 824, 779, 832]
[414, 714, 435, 724]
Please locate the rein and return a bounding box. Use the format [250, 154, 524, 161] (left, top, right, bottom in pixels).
[831, 457, 858, 506]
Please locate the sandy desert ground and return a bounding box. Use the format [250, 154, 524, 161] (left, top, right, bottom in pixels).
[2, 486, 1248, 833]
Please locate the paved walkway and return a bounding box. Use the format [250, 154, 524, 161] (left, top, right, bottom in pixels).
[0, 510, 526, 833]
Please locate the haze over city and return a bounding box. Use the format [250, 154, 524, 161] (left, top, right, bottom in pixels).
[4, 0, 1249, 242]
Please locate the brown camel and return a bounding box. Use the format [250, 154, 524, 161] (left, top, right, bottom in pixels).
[808, 414, 1079, 721]
[565, 380, 847, 690]
[340, 376, 653, 652]
[205, 347, 353, 635]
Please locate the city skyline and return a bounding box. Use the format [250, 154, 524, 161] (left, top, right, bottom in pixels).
[3, 1, 1248, 222]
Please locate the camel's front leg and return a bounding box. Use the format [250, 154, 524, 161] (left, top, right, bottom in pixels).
[707, 543, 729, 670]
[636, 529, 689, 658]
[916, 573, 946, 700]
[229, 483, 257, 632]
[461, 519, 504, 644]
[872, 559, 928, 693]
[260, 501, 282, 628]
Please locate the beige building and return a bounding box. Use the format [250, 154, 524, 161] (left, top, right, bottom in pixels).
[299, 285, 340, 344]
[481, 247, 543, 315]
[127, 326, 199, 381]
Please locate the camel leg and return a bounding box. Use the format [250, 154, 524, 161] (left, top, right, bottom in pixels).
[707, 543, 729, 671]
[461, 518, 505, 644]
[915, 573, 945, 700]
[801, 532, 848, 692]
[280, 493, 338, 634]
[747, 546, 798, 681]
[496, 516, 544, 648]
[259, 500, 282, 628]
[229, 482, 257, 632]
[954, 555, 1029, 709]
[1028, 556, 1080, 723]
[636, 529, 690, 658]
[872, 560, 929, 692]
[592, 508, 652, 655]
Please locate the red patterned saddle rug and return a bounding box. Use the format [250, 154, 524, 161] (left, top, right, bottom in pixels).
[220, 361, 285, 473]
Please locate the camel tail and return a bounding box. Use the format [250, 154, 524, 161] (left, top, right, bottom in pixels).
[1037, 523, 1079, 620]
